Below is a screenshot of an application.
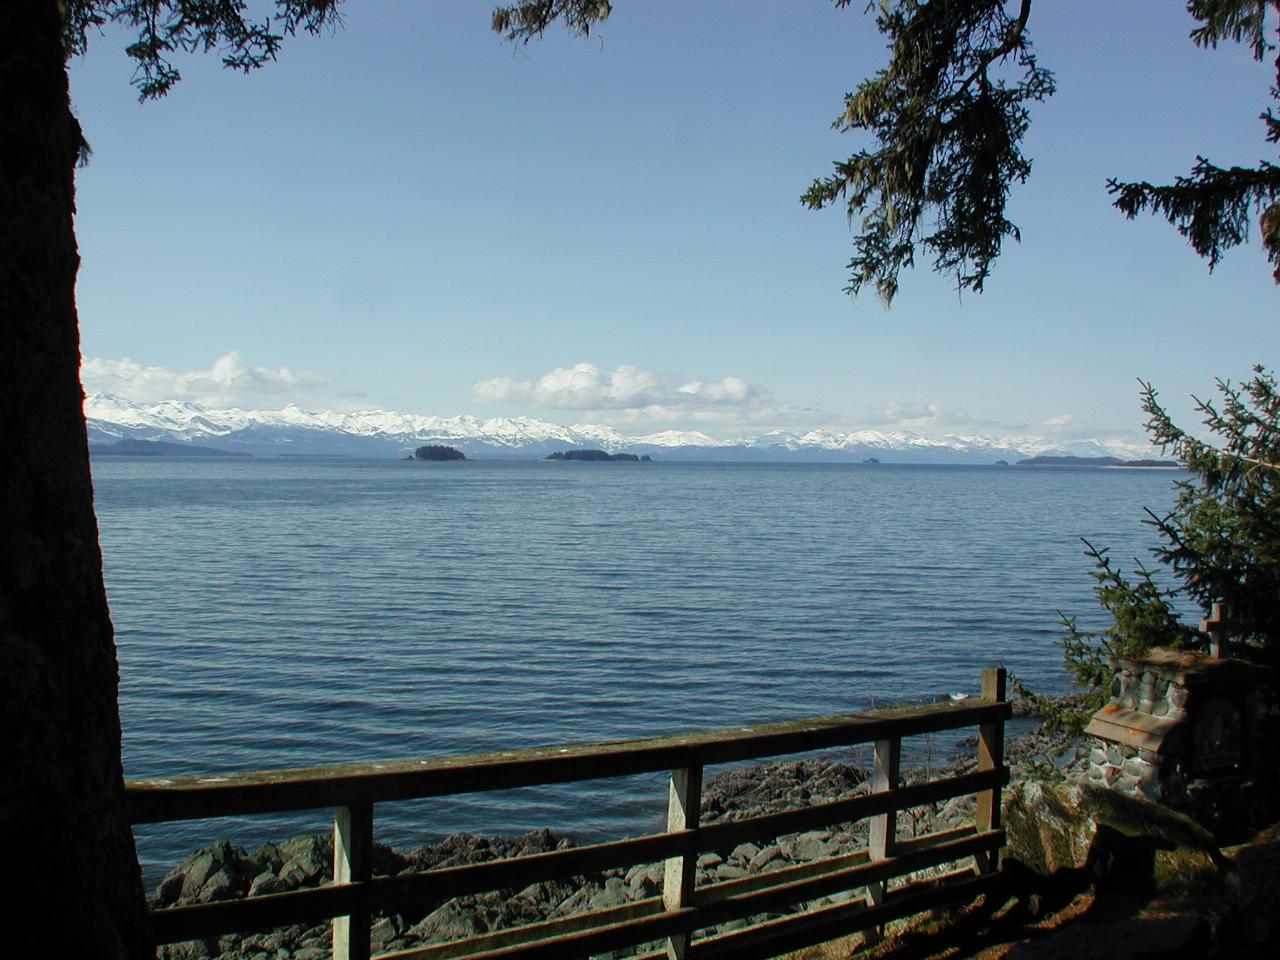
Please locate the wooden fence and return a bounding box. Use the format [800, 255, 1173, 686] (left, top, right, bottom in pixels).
[126, 667, 1008, 960]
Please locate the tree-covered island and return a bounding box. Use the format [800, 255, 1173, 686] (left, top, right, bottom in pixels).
[413, 445, 466, 461]
[546, 450, 651, 462]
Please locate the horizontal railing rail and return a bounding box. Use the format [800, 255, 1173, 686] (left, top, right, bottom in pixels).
[126, 700, 1007, 822]
[128, 667, 1008, 960]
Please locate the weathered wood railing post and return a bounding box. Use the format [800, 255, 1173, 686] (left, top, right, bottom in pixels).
[974, 666, 1006, 875]
[132, 697, 1013, 959]
[333, 802, 373, 960]
[865, 733, 901, 940]
[662, 764, 703, 960]
[1202, 601, 1230, 659]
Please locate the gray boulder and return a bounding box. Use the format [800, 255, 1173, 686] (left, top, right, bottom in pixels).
[1003, 779, 1224, 896]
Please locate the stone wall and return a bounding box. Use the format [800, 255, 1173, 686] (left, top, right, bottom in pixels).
[1083, 648, 1279, 839]
[1084, 658, 1192, 804]
[1085, 739, 1183, 804]
[1109, 662, 1189, 718]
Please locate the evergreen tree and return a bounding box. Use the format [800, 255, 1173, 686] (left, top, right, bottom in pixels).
[1052, 368, 1280, 723]
[1143, 368, 1280, 654]
[4, 4, 347, 957]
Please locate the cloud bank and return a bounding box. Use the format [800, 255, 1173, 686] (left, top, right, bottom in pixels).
[863, 399, 1141, 447]
[471, 362, 804, 426]
[82, 352, 328, 407]
[82, 352, 1139, 446]
[864, 400, 1017, 433]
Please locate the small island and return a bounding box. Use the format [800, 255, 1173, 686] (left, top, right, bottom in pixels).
[1016, 455, 1180, 468]
[412, 445, 466, 461]
[546, 449, 651, 462]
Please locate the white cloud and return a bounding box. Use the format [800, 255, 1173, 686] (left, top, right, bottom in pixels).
[472, 362, 779, 420]
[869, 400, 1010, 432]
[878, 401, 947, 428]
[1038, 413, 1086, 434]
[82, 352, 328, 407]
[868, 401, 1147, 448]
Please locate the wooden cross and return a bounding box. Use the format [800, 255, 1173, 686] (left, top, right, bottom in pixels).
[1201, 602, 1231, 659]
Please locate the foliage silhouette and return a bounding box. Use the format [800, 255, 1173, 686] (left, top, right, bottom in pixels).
[495, 0, 1280, 301]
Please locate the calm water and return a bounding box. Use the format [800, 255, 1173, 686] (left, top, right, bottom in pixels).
[92, 458, 1184, 882]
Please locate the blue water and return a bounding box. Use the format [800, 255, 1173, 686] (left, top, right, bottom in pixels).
[91, 458, 1185, 883]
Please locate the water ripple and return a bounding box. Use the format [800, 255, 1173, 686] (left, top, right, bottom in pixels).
[93, 459, 1185, 882]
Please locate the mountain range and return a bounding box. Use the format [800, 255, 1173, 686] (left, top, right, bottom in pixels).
[85, 394, 1155, 463]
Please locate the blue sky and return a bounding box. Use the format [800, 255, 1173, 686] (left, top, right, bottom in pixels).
[69, 1, 1278, 443]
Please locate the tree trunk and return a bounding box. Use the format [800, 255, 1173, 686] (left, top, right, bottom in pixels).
[1, 2, 149, 956]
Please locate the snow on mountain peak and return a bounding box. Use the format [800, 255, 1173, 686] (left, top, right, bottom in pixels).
[83, 395, 1155, 461]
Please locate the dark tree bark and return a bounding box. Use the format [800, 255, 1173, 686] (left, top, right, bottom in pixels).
[1, 2, 149, 955]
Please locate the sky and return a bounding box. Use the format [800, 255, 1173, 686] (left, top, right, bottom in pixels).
[68, 1, 1279, 444]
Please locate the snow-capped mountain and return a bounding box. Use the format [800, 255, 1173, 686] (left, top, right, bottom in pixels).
[85, 394, 1156, 462]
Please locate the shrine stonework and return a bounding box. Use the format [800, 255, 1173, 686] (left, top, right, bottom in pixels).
[1084, 646, 1279, 839]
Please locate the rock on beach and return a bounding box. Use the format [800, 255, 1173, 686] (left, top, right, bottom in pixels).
[150, 750, 1006, 959]
[151, 703, 1098, 960]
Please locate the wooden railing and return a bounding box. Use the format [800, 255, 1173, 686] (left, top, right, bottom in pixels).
[127, 667, 1008, 960]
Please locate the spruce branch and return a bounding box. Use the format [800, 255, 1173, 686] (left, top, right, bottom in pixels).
[1108, 160, 1280, 272]
[803, 0, 1054, 303]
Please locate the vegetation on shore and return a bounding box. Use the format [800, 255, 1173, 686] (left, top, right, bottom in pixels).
[1009, 367, 1280, 741]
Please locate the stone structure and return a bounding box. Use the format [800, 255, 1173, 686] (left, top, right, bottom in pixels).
[1084, 635, 1278, 838]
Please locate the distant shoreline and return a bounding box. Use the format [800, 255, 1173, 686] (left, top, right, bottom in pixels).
[1015, 454, 1180, 468]
[88, 448, 1185, 468]
[89, 439, 250, 458]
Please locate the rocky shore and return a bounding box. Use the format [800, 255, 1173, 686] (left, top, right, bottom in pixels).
[146, 690, 1280, 960]
[152, 713, 1087, 960]
[153, 760, 883, 959]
